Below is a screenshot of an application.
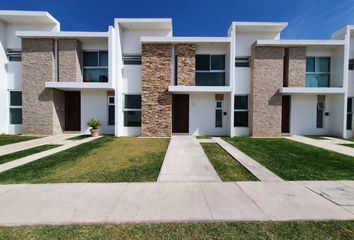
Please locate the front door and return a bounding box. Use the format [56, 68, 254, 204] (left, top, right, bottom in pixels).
[65, 91, 81, 131]
[172, 94, 189, 133]
[281, 95, 291, 133]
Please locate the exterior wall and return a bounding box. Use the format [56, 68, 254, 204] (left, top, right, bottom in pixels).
[284, 47, 306, 87]
[0, 21, 8, 134]
[176, 44, 196, 86]
[81, 90, 115, 135]
[189, 93, 230, 136]
[250, 46, 284, 137]
[58, 39, 82, 82]
[141, 43, 172, 137]
[22, 38, 64, 135]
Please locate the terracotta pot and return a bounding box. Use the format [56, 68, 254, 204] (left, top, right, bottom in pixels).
[90, 128, 100, 137]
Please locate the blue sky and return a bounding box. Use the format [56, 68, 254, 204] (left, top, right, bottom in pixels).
[1, 0, 354, 39]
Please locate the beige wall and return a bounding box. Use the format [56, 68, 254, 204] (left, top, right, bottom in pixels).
[250, 46, 284, 137]
[58, 39, 83, 82]
[176, 44, 196, 86]
[284, 47, 306, 87]
[22, 38, 65, 135]
[141, 43, 173, 137]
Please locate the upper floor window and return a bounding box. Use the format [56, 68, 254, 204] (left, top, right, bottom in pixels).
[235, 57, 250, 67]
[83, 51, 108, 82]
[195, 54, 225, 86]
[123, 54, 142, 65]
[349, 59, 354, 70]
[7, 49, 22, 62]
[306, 57, 330, 87]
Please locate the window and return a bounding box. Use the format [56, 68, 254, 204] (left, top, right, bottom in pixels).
[83, 51, 108, 82]
[347, 98, 353, 130]
[235, 57, 250, 67]
[349, 59, 354, 70]
[124, 95, 141, 127]
[195, 54, 225, 86]
[108, 96, 115, 125]
[123, 54, 142, 65]
[215, 101, 223, 128]
[234, 95, 248, 127]
[9, 91, 22, 125]
[306, 57, 330, 87]
[7, 49, 22, 62]
[316, 96, 325, 128]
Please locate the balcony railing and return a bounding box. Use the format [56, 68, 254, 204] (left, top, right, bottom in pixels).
[306, 74, 329, 87]
[83, 68, 108, 82]
[195, 72, 226, 86]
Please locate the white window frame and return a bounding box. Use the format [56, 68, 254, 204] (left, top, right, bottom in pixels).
[123, 94, 142, 127]
[9, 90, 22, 125]
[215, 100, 223, 128]
[107, 96, 115, 126]
[234, 95, 249, 127]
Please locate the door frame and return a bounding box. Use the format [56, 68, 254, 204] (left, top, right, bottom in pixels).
[172, 94, 189, 133]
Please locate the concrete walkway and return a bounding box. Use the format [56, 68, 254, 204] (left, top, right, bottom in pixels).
[158, 136, 221, 182]
[213, 137, 283, 182]
[0, 134, 80, 157]
[0, 136, 101, 173]
[0, 181, 353, 226]
[286, 135, 354, 157]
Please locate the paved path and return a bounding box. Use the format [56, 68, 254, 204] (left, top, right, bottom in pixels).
[213, 137, 283, 182]
[158, 136, 221, 182]
[0, 134, 80, 157]
[286, 135, 354, 157]
[0, 136, 101, 173]
[0, 181, 353, 226]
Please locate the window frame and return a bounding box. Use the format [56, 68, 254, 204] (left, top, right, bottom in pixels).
[306, 56, 331, 87]
[215, 100, 223, 128]
[234, 95, 249, 127]
[123, 53, 142, 65]
[9, 90, 22, 125]
[195, 54, 226, 86]
[7, 49, 22, 62]
[83, 50, 109, 82]
[347, 97, 353, 130]
[107, 96, 115, 126]
[123, 94, 142, 127]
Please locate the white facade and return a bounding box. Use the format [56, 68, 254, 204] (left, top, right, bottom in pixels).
[2, 10, 354, 138]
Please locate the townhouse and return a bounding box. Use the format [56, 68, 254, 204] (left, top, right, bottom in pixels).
[1, 10, 354, 138]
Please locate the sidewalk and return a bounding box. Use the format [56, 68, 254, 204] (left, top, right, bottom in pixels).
[0, 134, 80, 157]
[0, 136, 101, 173]
[286, 135, 354, 157]
[158, 136, 221, 182]
[0, 181, 353, 226]
[213, 137, 283, 182]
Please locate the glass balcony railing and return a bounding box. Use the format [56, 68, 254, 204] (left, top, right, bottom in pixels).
[306, 74, 329, 87]
[83, 68, 108, 82]
[195, 72, 225, 86]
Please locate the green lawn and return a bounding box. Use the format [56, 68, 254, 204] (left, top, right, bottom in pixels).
[0, 137, 169, 183]
[196, 136, 212, 139]
[305, 135, 326, 140]
[341, 144, 354, 148]
[67, 135, 91, 141]
[0, 135, 40, 146]
[224, 137, 354, 180]
[0, 145, 60, 165]
[0, 221, 353, 239]
[201, 143, 257, 181]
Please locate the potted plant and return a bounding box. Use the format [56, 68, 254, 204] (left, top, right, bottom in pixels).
[87, 118, 101, 137]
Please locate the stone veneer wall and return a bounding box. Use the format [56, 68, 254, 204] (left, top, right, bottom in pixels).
[58, 39, 82, 82]
[176, 44, 196, 86]
[250, 46, 284, 137]
[284, 47, 306, 87]
[22, 38, 65, 135]
[141, 44, 173, 137]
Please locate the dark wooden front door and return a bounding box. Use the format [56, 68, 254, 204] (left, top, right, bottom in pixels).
[281, 95, 291, 133]
[65, 91, 81, 131]
[172, 94, 189, 133]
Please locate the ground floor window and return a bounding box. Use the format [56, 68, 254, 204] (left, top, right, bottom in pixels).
[124, 95, 141, 127]
[108, 96, 115, 125]
[215, 100, 223, 128]
[347, 97, 353, 130]
[316, 95, 325, 129]
[9, 91, 22, 124]
[234, 95, 248, 127]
